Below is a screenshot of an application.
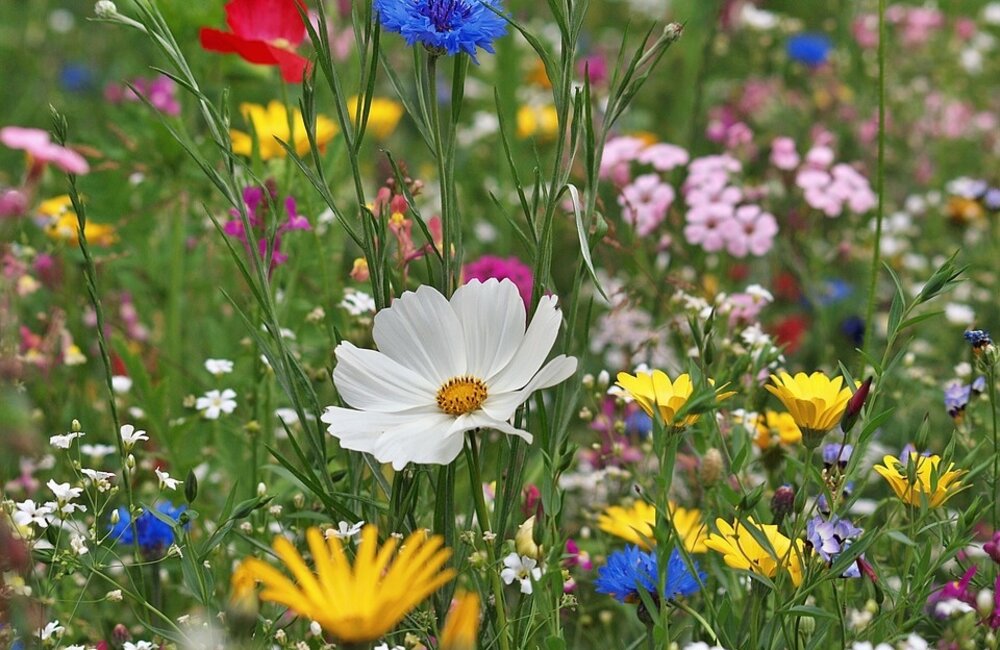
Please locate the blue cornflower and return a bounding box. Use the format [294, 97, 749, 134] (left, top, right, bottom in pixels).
[373, 0, 507, 62]
[964, 329, 993, 349]
[595, 546, 703, 603]
[59, 64, 93, 92]
[806, 515, 863, 578]
[840, 315, 865, 347]
[110, 501, 186, 558]
[786, 33, 832, 67]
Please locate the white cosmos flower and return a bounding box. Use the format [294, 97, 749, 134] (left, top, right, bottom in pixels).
[321, 279, 577, 470]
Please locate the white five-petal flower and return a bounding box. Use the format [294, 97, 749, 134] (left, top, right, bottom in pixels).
[50, 430, 85, 449]
[321, 279, 577, 469]
[13, 500, 54, 528]
[155, 468, 182, 491]
[47, 479, 83, 503]
[500, 552, 543, 595]
[204, 358, 234, 375]
[120, 424, 149, 450]
[196, 389, 237, 419]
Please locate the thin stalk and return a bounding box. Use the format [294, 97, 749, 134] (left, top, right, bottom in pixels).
[465, 435, 511, 650]
[861, 0, 886, 373]
[988, 365, 999, 529]
[427, 54, 455, 294]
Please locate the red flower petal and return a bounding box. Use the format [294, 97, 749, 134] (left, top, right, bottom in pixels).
[224, 0, 306, 46]
[199, 29, 310, 82]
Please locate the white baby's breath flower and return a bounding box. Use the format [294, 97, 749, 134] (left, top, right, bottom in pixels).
[326, 520, 364, 540]
[37, 620, 65, 640]
[321, 280, 577, 470]
[500, 552, 542, 595]
[70, 534, 89, 556]
[196, 389, 237, 419]
[120, 424, 149, 450]
[94, 1, 118, 18]
[340, 289, 377, 316]
[47, 479, 83, 503]
[204, 358, 234, 375]
[111, 375, 133, 394]
[80, 443, 116, 459]
[50, 430, 85, 449]
[13, 500, 54, 528]
[155, 468, 182, 491]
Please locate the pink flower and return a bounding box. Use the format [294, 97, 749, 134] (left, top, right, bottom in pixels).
[0, 188, 28, 218]
[770, 137, 800, 170]
[600, 136, 646, 184]
[636, 143, 689, 171]
[719, 204, 778, 257]
[804, 145, 835, 169]
[0, 127, 89, 175]
[463, 255, 534, 308]
[684, 202, 733, 252]
[618, 174, 674, 236]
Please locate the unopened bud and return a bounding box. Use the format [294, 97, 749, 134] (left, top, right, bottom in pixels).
[596, 371, 610, 390]
[515, 516, 542, 560]
[977, 589, 994, 619]
[106, 589, 123, 602]
[770, 484, 795, 521]
[94, 1, 118, 18]
[185, 469, 198, 504]
[125, 454, 136, 470]
[581, 373, 595, 389]
[71, 419, 82, 432]
[257, 482, 267, 498]
[798, 615, 815, 636]
[578, 407, 593, 422]
[293, 493, 305, 509]
[110, 509, 120, 525]
[840, 377, 872, 434]
[985, 531, 1000, 564]
[699, 448, 724, 486]
[112, 622, 131, 644]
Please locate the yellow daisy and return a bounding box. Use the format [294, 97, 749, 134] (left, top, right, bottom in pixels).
[873, 453, 966, 508]
[230, 101, 338, 160]
[440, 591, 481, 650]
[704, 517, 804, 587]
[616, 370, 734, 430]
[753, 410, 803, 449]
[764, 372, 853, 447]
[349, 96, 405, 140]
[597, 500, 708, 553]
[234, 525, 455, 643]
[516, 104, 559, 140]
[39, 195, 117, 246]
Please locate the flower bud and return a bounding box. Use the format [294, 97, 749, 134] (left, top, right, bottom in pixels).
[256, 482, 267, 498]
[798, 615, 815, 636]
[185, 469, 198, 504]
[840, 377, 873, 434]
[578, 407, 593, 422]
[984, 531, 1000, 565]
[125, 454, 136, 470]
[515, 516, 543, 560]
[977, 589, 994, 619]
[581, 374, 595, 389]
[597, 371, 610, 390]
[110, 509, 120, 525]
[770, 484, 795, 521]
[94, 1, 118, 18]
[699, 448, 724, 486]
[71, 419, 82, 432]
[112, 622, 131, 644]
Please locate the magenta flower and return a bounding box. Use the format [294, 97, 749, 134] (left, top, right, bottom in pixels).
[618, 174, 674, 236]
[463, 255, 534, 308]
[106, 75, 181, 116]
[223, 182, 309, 271]
[0, 127, 89, 175]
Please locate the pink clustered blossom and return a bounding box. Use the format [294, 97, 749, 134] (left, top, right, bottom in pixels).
[463, 255, 534, 308]
[682, 154, 778, 258]
[0, 126, 89, 175]
[223, 181, 310, 270]
[618, 174, 676, 236]
[854, 4, 944, 49]
[795, 146, 877, 217]
[599, 136, 688, 186]
[105, 74, 181, 116]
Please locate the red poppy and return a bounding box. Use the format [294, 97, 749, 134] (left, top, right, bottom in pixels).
[199, 0, 311, 83]
[771, 314, 810, 355]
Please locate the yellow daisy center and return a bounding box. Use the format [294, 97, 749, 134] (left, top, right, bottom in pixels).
[436, 376, 488, 416]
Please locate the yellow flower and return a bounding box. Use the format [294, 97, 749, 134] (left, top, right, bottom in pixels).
[440, 591, 480, 650]
[753, 410, 803, 449]
[704, 517, 804, 587]
[230, 101, 338, 160]
[516, 104, 559, 140]
[597, 500, 708, 553]
[40, 195, 117, 246]
[873, 453, 966, 507]
[764, 372, 852, 445]
[616, 370, 734, 429]
[349, 96, 404, 139]
[235, 525, 455, 643]
[946, 196, 984, 224]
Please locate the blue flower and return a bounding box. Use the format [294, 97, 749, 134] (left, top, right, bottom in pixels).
[822, 443, 853, 467]
[595, 546, 703, 603]
[625, 410, 653, 439]
[964, 329, 992, 349]
[945, 382, 972, 419]
[786, 33, 832, 67]
[374, 0, 507, 62]
[110, 501, 186, 557]
[840, 315, 865, 347]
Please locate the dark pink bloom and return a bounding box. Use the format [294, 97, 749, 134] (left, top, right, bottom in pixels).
[463, 255, 534, 308]
[106, 75, 181, 116]
[0, 127, 89, 175]
[224, 182, 309, 271]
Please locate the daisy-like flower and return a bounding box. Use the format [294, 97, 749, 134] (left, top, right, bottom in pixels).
[13, 499, 55, 528]
[327, 520, 365, 540]
[204, 358, 235, 375]
[873, 453, 966, 507]
[765, 372, 853, 448]
[230, 101, 337, 160]
[704, 517, 805, 586]
[234, 525, 455, 643]
[155, 469, 182, 491]
[374, 0, 508, 62]
[196, 388, 238, 419]
[321, 279, 577, 470]
[597, 501, 708, 553]
[615, 370, 734, 430]
[752, 410, 802, 449]
[120, 423, 149, 450]
[595, 546, 703, 603]
[500, 552, 542, 594]
[439, 591, 481, 650]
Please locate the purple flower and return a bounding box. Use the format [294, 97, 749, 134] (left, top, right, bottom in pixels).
[463, 255, 534, 308]
[926, 566, 977, 618]
[822, 443, 853, 467]
[223, 182, 310, 271]
[944, 381, 973, 419]
[806, 515, 863, 578]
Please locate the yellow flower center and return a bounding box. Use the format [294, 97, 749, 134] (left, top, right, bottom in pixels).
[436, 376, 488, 416]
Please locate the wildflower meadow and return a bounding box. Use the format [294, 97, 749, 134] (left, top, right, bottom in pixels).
[4, 0, 1000, 648]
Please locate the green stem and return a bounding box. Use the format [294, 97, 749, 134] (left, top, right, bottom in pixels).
[465, 435, 511, 650]
[988, 366, 998, 529]
[861, 0, 887, 373]
[427, 54, 455, 295]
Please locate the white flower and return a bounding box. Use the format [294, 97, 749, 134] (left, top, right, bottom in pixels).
[13, 500, 54, 528]
[944, 303, 975, 326]
[683, 643, 730, 650]
[50, 430, 85, 449]
[204, 358, 234, 375]
[120, 424, 149, 450]
[373, 644, 406, 650]
[340, 289, 378, 316]
[81, 468, 116, 492]
[123, 642, 156, 650]
[934, 598, 974, 618]
[94, 1, 118, 18]
[37, 620, 65, 640]
[899, 633, 929, 650]
[112, 375, 133, 394]
[47, 479, 83, 503]
[985, 2, 1000, 24]
[326, 520, 365, 540]
[155, 468, 182, 491]
[321, 280, 577, 469]
[81, 443, 116, 458]
[106, 589, 124, 602]
[744, 284, 774, 304]
[196, 389, 237, 419]
[70, 534, 89, 556]
[499, 552, 542, 595]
